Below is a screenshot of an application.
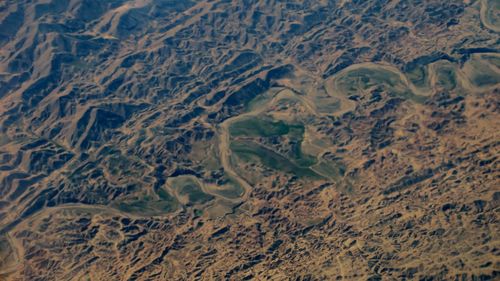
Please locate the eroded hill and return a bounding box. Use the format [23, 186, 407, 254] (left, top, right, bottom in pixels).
[0, 0, 499, 280]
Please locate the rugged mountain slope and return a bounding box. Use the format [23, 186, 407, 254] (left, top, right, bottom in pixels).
[0, 0, 499, 280]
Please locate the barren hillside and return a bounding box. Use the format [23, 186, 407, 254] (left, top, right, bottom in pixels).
[0, 0, 499, 280]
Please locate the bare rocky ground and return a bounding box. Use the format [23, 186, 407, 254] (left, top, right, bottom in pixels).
[0, 0, 499, 280]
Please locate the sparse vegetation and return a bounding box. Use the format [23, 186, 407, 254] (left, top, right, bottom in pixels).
[1, 0, 499, 280]
[335, 66, 427, 103]
[169, 176, 215, 204]
[434, 64, 457, 90]
[115, 192, 178, 216]
[229, 118, 291, 137]
[406, 65, 429, 89]
[207, 177, 245, 199]
[229, 116, 321, 179]
[465, 57, 500, 87]
[231, 140, 321, 179]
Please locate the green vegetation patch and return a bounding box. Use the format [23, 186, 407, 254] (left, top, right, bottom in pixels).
[486, 0, 500, 28]
[435, 64, 457, 91]
[115, 192, 178, 216]
[179, 183, 214, 204]
[231, 140, 321, 179]
[157, 187, 174, 201]
[230, 117, 320, 179]
[312, 159, 346, 181]
[169, 176, 215, 205]
[229, 118, 292, 137]
[467, 58, 500, 87]
[209, 177, 245, 199]
[337, 68, 404, 93]
[336, 67, 425, 103]
[230, 117, 313, 164]
[406, 65, 429, 89]
[289, 139, 317, 167]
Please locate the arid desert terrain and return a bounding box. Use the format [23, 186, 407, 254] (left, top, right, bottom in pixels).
[0, 0, 499, 280]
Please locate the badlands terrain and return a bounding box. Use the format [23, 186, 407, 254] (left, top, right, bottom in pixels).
[0, 0, 499, 280]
